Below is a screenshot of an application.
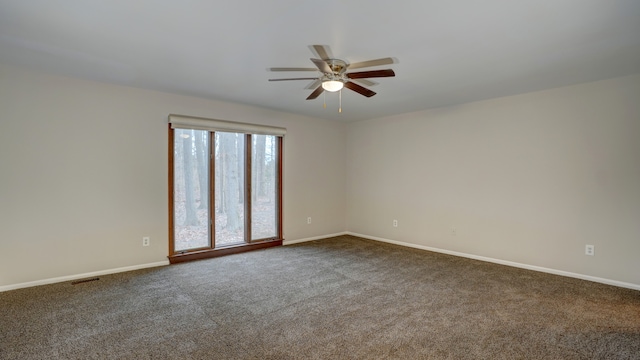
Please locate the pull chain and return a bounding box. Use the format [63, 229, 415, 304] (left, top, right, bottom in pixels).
[323, 91, 326, 109]
[339, 89, 342, 113]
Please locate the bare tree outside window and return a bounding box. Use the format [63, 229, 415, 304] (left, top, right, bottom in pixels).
[215, 132, 245, 246]
[174, 129, 209, 251]
[252, 135, 277, 239]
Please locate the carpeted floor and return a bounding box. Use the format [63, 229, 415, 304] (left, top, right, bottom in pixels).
[1, 235, 639, 359]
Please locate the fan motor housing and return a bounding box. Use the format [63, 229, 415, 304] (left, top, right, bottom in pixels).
[323, 59, 348, 83]
[326, 59, 348, 74]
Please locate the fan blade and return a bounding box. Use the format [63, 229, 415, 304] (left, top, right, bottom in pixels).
[347, 69, 395, 79]
[352, 78, 378, 87]
[268, 77, 319, 81]
[269, 67, 318, 72]
[348, 57, 395, 70]
[344, 81, 376, 97]
[306, 85, 324, 100]
[311, 45, 333, 60]
[311, 58, 332, 73]
[305, 79, 322, 89]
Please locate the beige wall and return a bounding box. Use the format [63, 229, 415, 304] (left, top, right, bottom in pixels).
[0, 64, 346, 288]
[2, 62, 638, 290]
[346, 74, 640, 286]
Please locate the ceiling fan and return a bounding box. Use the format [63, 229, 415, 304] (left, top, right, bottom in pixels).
[268, 45, 396, 111]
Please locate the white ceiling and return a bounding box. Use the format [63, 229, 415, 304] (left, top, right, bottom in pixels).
[1, 1, 639, 122]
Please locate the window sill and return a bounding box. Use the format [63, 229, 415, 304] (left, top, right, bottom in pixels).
[168, 239, 283, 264]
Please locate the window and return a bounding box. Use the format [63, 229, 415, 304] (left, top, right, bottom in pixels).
[168, 115, 284, 263]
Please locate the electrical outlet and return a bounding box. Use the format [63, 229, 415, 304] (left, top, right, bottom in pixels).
[142, 237, 150, 247]
[585, 244, 594, 256]
[307, 217, 312, 224]
[393, 219, 398, 227]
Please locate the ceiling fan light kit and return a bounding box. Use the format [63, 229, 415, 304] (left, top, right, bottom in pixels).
[321, 80, 344, 92]
[269, 45, 396, 112]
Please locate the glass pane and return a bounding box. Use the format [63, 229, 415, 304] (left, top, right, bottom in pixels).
[251, 135, 277, 240]
[215, 132, 245, 247]
[174, 129, 210, 251]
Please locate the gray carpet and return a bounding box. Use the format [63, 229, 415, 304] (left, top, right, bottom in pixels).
[1, 235, 639, 359]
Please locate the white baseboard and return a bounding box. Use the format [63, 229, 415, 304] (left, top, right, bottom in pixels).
[346, 232, 640, 292]
[0, 260, 170, 292]
[5, 234, 637, 293]
[283, 232, 348, 246]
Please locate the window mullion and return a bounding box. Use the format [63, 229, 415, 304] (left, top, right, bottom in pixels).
[209, 131, 215, 249]
[245, 134, 252, 243]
